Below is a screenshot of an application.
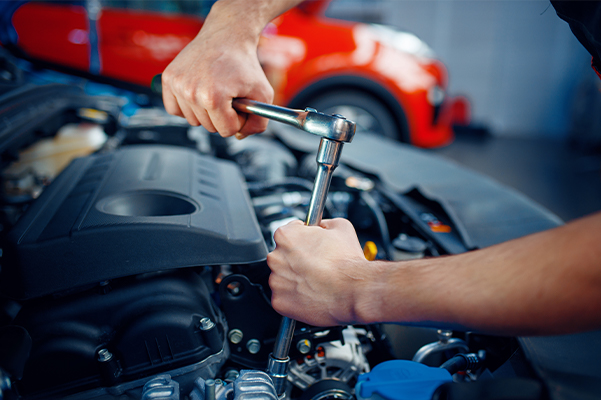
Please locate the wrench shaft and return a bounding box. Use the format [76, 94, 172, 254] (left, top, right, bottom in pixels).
[233, 99, 305, 130]
[306, 138, 343, 226]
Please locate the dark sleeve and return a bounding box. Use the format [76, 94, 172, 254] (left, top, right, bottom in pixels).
[551, 1, 601, 77]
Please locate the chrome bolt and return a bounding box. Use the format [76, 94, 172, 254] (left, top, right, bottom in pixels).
[437, 329, 453, 343]
[97, 348, 113, 362]
[246, 339, 261, 354]
[224, 369, 240, 382]
[200, 317, 215, 331]
[228, 329, 243, 344]
[297, 339, 312, 354]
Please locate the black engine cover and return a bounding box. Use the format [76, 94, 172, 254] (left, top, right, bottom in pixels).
[13, 270, 226, 399]
[2, 145, 268, 300]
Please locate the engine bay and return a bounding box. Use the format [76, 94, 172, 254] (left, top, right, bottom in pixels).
[0, 55, 594, 400]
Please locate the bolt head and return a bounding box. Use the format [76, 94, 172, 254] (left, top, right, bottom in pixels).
[97, 348, 113, 362]
[224, 369, 240, 382]
[228, 329, 243, 344]
[200, 317, 215, 331]
[297, 339, 312, 354]
[246, 339, 261, 354]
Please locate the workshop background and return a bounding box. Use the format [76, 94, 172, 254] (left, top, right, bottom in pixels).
[328, 0, 601, 222]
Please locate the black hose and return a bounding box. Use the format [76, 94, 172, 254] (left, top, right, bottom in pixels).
[359, 191, 393, 259]
[440, 353, 481, 375]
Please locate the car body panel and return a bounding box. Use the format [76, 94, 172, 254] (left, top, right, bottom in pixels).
[8, 1, 467, 148]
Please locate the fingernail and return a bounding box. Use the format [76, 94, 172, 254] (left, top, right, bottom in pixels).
[235, 133, 245, 140]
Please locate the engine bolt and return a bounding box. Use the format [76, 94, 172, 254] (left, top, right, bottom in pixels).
[228, 329, 243, 344]
[224, 369, 240, 382]
[437, 329, 453, 343]
[296, 339, 312, 354]
[97, 348, 113, 362]
[246, 339, 261, 354]
[200, 317, 215, 331]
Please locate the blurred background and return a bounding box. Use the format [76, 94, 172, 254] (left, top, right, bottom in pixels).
[5, 0, 601, 222]
[327, 0, 601, 222]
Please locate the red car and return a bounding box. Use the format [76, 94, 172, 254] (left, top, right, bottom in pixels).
[5, 0, 469, 147]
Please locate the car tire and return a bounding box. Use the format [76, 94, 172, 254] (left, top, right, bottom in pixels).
[307, 89, 405, 141]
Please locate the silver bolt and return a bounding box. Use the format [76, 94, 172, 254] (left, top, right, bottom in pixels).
[200, 317, 215, 331]
[228, 329, 243, 344]
[246, 339, 261, 354]
[297, 339, 312, 354]
[223, 369, 240, 382]
[97, 348, 113, 362]
[437, 329, 453, 343]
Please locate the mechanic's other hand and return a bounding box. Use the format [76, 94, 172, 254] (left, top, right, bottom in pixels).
[161, 12, 273, 138]
[267, 218, 376, 327]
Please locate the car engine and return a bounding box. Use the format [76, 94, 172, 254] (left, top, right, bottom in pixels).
[0, 57, 590, 400]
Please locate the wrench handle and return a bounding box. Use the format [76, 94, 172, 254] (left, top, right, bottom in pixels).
[232, 99, 305, 130]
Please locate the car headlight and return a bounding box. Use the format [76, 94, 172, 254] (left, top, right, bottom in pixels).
[427, 85, 445, 106]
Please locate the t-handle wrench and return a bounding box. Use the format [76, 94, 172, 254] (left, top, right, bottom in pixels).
[232, 99, 356, 396]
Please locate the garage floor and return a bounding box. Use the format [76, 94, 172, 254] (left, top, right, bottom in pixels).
[430, 132, 601, 223]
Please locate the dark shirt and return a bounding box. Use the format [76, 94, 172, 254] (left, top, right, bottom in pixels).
[551, 1, 601, 78]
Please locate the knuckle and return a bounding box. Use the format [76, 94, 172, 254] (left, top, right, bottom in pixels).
[182, 86, 198, 103]
[266, 252, 276, 266]
[200, 88, 221, 110]
[272, 228, 284, 243]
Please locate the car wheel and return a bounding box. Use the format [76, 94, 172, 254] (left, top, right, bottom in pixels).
[307, 90, 405, 141]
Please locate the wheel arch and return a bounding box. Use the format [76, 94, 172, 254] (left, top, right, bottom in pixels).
[286, 75, 411, 142]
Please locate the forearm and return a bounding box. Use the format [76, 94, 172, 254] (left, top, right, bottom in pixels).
[202, 0, 303, 44]
[360, 212, 601, 335]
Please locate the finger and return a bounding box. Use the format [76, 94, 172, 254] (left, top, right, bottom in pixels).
[176, 100, 201, 127]
[206, 99, 244, 137]
[238, 114, 269, 137]
[162, 85, 185, 118]
[266, 251, 282, 270]
[320, 218, 353, 230]
[189, 105, 217, 133]
[286, 219, 305, 227]
[234, 113, 250, 140]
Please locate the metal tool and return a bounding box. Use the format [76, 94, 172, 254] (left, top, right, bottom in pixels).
[152, 75, 356, 396]
[233, 99, 355, 396]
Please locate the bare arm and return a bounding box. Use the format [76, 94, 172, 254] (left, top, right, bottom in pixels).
[267, 213, 601, 336]
[161, 0, 303, 138]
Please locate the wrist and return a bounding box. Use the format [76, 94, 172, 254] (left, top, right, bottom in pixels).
[351, 260, 390, 325]
[353, 259, 441, 326]
[205, 0, 275, 44]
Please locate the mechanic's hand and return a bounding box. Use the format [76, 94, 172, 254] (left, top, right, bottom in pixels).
[161, 7, 274, 139]
[267, 218, 376, 326]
